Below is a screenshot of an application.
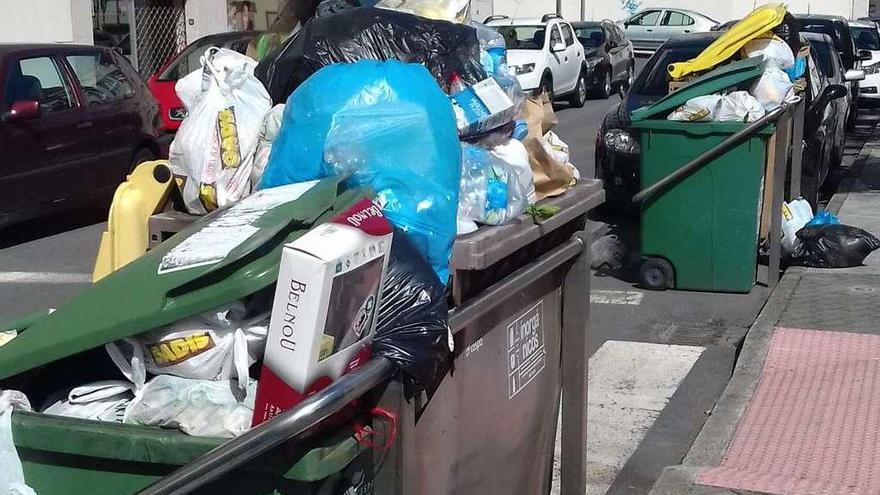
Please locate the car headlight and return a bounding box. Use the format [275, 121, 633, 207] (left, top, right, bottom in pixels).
[514, 63, 536, 75]
[169, 107, 188, 121]
[604, 129, 640, 155]
[864, 63, 880, 75]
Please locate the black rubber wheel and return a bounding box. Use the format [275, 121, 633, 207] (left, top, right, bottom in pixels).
[540, 73, 554, 102]
[640, 258, 674, 290]
[593, 69, 612, 99]
[130, 148, 156, 172]
[569, 70, 588, 108]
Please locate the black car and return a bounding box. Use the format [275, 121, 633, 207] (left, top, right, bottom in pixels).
[596, 31, 847, 208]
[570, 21, 635, 98]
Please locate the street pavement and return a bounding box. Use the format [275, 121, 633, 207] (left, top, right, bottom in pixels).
[0, 58, 847, 494]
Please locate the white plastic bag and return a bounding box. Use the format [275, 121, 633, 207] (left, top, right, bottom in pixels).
[0, 391, 34, 495]
[751, 68, 795, 110]
[106, 303, 268, 391]
[716, 91, 766, 122]
[743, 37, 795, 70]
[252, 104, 285, 188]
[782, 198, 814, 253]
[42, 381, 134, 423]
[124, 375, 255, 438]
[375, 0, 471, 22]
[491, 139, 536, 205]
[169, 47, 272, 215]
[667, 95, 722, 122]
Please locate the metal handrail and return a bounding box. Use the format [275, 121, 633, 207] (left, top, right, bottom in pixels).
[136, 357, 396, 495]
[631, 101, 797, 204]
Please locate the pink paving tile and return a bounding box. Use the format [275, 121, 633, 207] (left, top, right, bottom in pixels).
[697, 327, 880, 495]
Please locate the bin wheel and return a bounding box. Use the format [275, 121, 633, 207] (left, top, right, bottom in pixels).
[640, 258, 674, 290]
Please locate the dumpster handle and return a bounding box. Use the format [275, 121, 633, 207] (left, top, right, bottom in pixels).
[631, 102, 792, 205]
[135, 357, 396, 495]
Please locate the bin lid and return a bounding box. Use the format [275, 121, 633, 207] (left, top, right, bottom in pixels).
[630, 56, 767, 122]
[0, 177, 367, 380]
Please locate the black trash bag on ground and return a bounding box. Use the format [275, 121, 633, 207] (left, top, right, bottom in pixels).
[255, 7, 487, 104]
[792, 224, 880, 268]
[374, 230, 451, 392]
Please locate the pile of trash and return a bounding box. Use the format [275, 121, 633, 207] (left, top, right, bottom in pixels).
[0, 1, 584, 475]
[780, 199, 880, 268]
[665, 4, 803, 123]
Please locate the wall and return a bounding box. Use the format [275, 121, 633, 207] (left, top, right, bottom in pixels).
[0, 0, 93, 44]
[252, 0, 282, 30]
[488, 0, 584, 21]
[185, 0, 228, 41]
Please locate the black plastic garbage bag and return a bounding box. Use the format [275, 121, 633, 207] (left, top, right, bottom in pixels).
[255, 7, 487, 104]
[374, 231, 451, 392]
[792, 224, 880, 268]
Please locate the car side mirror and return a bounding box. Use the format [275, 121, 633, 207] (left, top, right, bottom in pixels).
[816, 84, 848, 109]
[1, 100, 40, 123]
[551, 41, 566, 52]
[845, 69, 866, 81]
[858, 49, 873, 61]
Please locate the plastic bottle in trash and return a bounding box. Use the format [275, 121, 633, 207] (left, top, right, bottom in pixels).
[448, 72, 468, 94]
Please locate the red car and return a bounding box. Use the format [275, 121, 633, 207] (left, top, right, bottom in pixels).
[0, 44, 163, 227]
[148, 31, 261, 132]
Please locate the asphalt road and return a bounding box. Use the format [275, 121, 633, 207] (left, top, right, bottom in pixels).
[0, 57, 817, 494]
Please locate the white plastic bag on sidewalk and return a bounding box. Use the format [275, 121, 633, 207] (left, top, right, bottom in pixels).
[0, 391, 35, 495]
[42, 381, 134, 423]
[667, 95, 722, 122]
[751, 68, 795, 110]
[124, 375, 256, 438]
[743, 38, 795, 70]
[106, 303, 268, 391]
[782, 198, 814, 253]
[491, 139, 536, 204]
[169, 47, 272, 215]
[716, 91, 766, 122]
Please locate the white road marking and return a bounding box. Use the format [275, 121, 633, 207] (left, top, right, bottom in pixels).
[590, 290, 644, 305]
[551, 340, 704, 495]
[0, 272, 91, 284]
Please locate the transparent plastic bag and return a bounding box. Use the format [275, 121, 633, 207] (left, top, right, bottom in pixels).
[668, 95, 722, 122]
[491, 139, 536, 204]
[716, 91, 766, 122]
[375, 0, 470, 22]
[252, 104, 286, 188]
[751, 68, 795, 110]
[0, 391, 33, 495]
[260, 61, 461, 283]
[169, 47, 272, 214]
[743, 37, 795, 70]
[458, 144, 528, 226]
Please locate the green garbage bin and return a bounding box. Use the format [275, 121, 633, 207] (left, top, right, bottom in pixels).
[0, 176, 377, 494]
[629, 57, 774, 293]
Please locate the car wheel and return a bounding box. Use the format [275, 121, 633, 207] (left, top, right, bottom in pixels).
[569, 70, 588, 108]
[593, 69, 612, 99]
[130, 148, 156, 173]
[540, 74, 554, 102]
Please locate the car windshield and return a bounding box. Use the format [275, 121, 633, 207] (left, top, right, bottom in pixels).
[575, 26, 605, 48]
[853, 26, 880, 51]
[635, 45, 705, 96]
[800, 22, 848, 51]
[810, 39, 836, 77]
[494, 25, 547, 50]
[157, 36, 252, 81]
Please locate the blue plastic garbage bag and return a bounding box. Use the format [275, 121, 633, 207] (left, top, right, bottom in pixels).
[806, 210, 841, 228]
[260, 60, 461, 283]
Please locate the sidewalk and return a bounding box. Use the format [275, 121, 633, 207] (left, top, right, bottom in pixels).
[650, 113, 880, 495]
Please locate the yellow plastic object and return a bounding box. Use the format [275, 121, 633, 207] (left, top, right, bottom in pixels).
[667, 3, 787, 80]
[92, 161, 174, 282]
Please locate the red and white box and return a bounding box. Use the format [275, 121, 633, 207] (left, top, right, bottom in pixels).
[252, 198, 392, 426]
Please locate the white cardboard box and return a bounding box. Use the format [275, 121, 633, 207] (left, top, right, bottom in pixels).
[252, 198, 392, 425]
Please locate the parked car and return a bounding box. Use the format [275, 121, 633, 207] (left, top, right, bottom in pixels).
[488, 15, 589, 106]
[595, 32, 847, 208]
[849, 20, 880, 103]
[805, 32, 865, 168]
[569, 20, 636, 97]
[0, 44, 162, 227]
[622, 8, 718, 54]
[147, 31, 260, 132]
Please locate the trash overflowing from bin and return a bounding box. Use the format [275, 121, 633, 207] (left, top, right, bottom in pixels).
[0, 6, 599, 491]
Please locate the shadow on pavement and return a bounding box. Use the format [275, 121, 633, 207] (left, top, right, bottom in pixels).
[0, 203, 107, 250]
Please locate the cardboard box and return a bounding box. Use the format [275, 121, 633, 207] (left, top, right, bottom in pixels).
[451, 78, 516, 136]
[252, 198, 392, 426]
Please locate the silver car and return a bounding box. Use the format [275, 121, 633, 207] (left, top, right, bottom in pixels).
[623, 8, 718, 53]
